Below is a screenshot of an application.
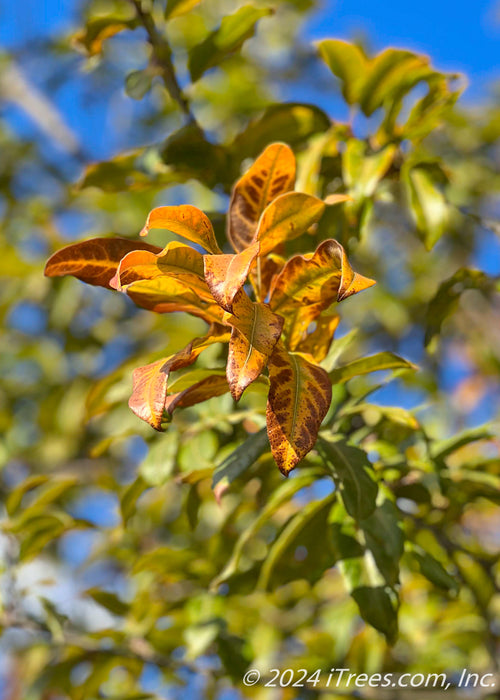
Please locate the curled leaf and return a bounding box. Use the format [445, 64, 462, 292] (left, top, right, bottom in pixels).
[269, 238, 375, 313]
[140, 204, 222, 254]
[204, 242, 260, 312]
[164, 374, 230, 416]
[266, 344, 332, 475]
[129, 330, 229, 430]
[227, 142, 296, 253]
[225, 290, 284, 401]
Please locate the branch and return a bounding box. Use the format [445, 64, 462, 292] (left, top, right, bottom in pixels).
[129, 0, 197, 124]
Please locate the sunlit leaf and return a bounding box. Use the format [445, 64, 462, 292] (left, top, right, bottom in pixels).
[129, 330, 229, 430]
[316, 39, 367, 104]
[227, 142, 296, 253]
[404, 164, 449, 249]
[255, 192, 326, 256]
[328, 351, 417, 384]
[204, 242, 260, 312]
[44, 238, 161, 289]
[188, 5, 272, 82]
[140, 204, 222, 254]
[361, 497, 404, 586]
[225, 290, 283, 401]
[295, 314, 339, 362]
[269, 238, 375, 314]
[72, 16, 138, 56]
[164, 374, 229, 416]
[165, 0, 203, 19]
[266, 344, 332, 475]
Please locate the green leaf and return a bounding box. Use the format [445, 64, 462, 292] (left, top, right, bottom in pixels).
[85, 588, 129, 616]
[320, 328, 359, 372]
[125, 69, 153, 100]
[212, 428, 269, 502]
[165, 0, 203, 19]
[361, 498, 404, 586]
[328, 351, 417, 384]
[424, 268, 497, 346]
[139, 431, 180, 486]
[233, 103, 331, 160]
[431, 424, 494, 461]
[120, 476, 148, 525]
[408, 546, 459, 592]
[343, 139, 396, 198]
[316, 39, 367, 104]
[211, 468, 322, 590]
[351, 585, 399, 644]
[318, 436, 378, 520]
[404, 164, 449, 249]
[188, 5, 272, 82]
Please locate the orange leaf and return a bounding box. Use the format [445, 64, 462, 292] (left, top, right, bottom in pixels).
[164, 375, 230, 416]
[255, 192, 326, 256]
[227, 142, 296, 252]
[295, 314, 340, 362]
[204, 242, 260, 312]
[266, 344, 332, 475]
[269, 238, 375, 313]
[140, 204, 222, 254]
[129, 330, 230, 430]
[44, 237, 161, 289]
[282, 303, 324, 351]
[125, 275, 224, 324]
[224, 290, 284, 401]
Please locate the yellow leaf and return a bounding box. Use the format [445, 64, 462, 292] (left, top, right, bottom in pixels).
[129, 330, 229, 430]
[224, 290, 284, 401]
[204, 241, 260, 312]
[125, 275, 224, 324]
[227, 142, 296, 252]
[282, 303, 325, 351]
[140, 204, 222, 254]
[112, 241, 210, 301]
[266, 344, 332, 475]
[269, 238, 375, 313]
[255, 192, 326, 256]
[296, 314, 340, 362]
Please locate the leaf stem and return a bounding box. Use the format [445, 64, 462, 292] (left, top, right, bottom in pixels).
[129, 0, 197, 124]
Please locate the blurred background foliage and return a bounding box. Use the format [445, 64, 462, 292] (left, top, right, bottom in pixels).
[0, 0, 499, 698]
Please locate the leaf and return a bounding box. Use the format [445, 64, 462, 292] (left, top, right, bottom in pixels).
[431, 424, 494, 462]
[359, 48, 425, 116]
[139, 431, 180, 485]
[317, 436, 378, 520]
[316, 39, 368, 104]
[361, 498, 404, 586]
[424, 268, 496, 346]
[211, 468, 321, 588]
[125, 69, 152, 100]
[227, 142, 296, 253]
[295, 314, 339, 362]
[140, 204, 222, 254]
[404, 164, 449, 249]
[44, 238, 162, 289]
[85, 589, 129, 616]
[111, 241, 210, 302]
[233, 103, 331, 159]
[165, 0, 203, 19]
[164, 374, 229, 416]
[203, 241, 260, 312]
[266, 344, 332, 475]
[328, 352, 417, 384]
[269, 239, 375, 314]
[225, 290, 284, 401]
[125, 275, 224, 323]
[188, 5, 272, 82]
[72, 16, 138, 56]
[256, 192, 326, 256]
[409, 546, 459, 592]
[129, 330, 229, 430]
[343, 139, 396, 198]
[282, 302, 325, 351]
[212, 428, 270, 502]
[320, 328, 359, 372]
